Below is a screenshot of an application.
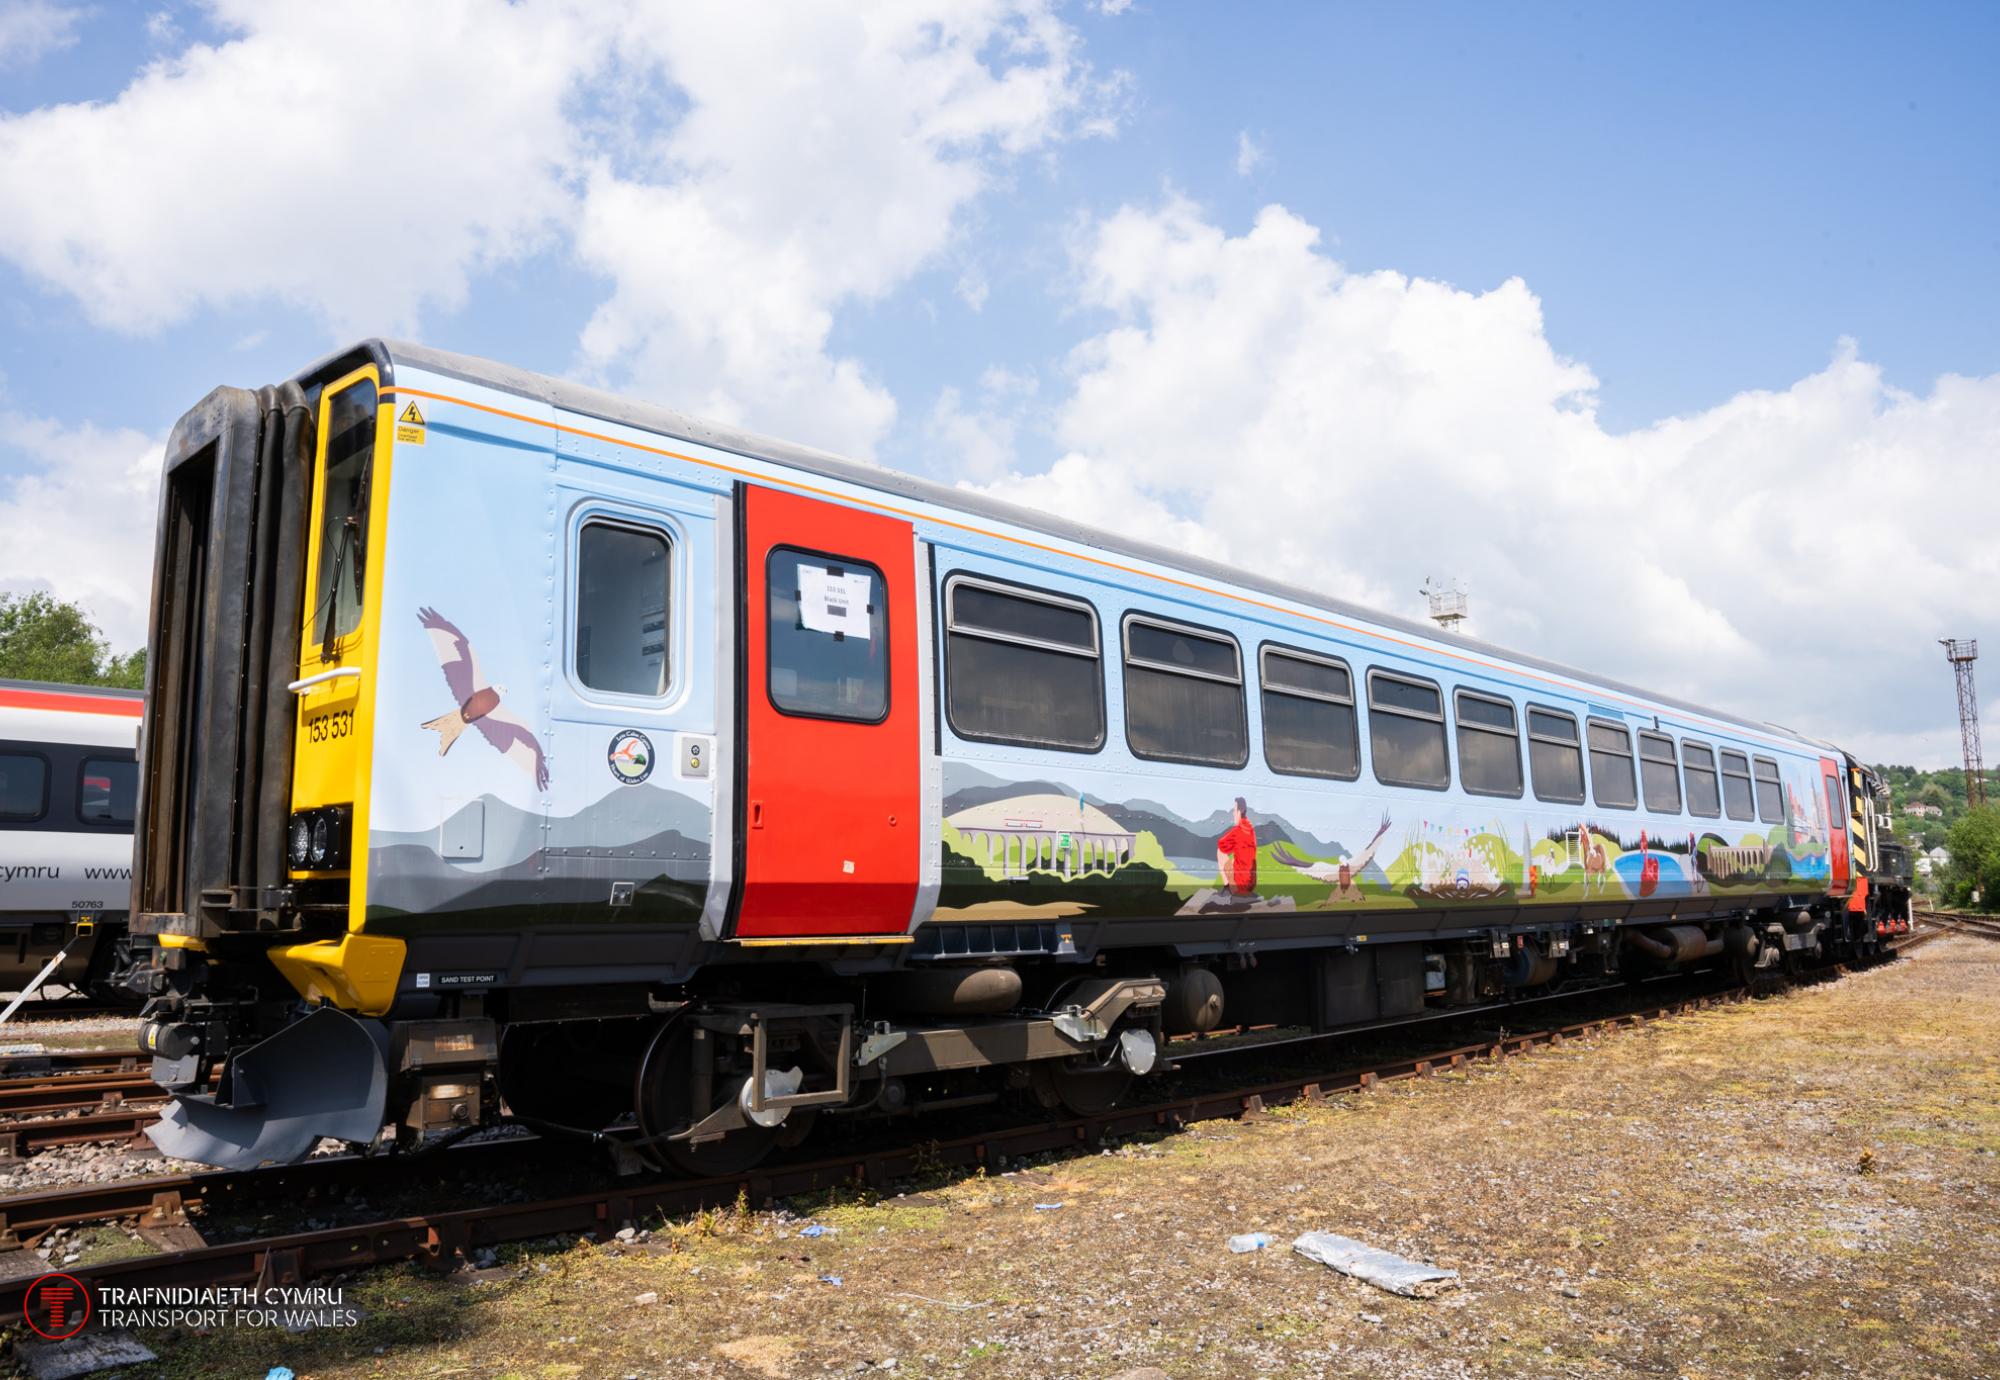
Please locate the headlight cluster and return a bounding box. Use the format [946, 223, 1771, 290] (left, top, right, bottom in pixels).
[287, 804, 352, 871]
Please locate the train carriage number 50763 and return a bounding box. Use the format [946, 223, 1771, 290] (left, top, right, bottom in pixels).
[305, 708, 354, 744]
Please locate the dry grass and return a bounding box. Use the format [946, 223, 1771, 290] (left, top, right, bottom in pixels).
[20, 939, 2000, 1379]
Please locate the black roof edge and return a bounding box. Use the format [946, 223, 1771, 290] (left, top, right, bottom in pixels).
[371, 337, 1815, 750]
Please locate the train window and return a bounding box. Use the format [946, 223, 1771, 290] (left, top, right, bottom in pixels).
[77, 757, 137, 826]
[312, 377, 377, 648]
[767, 547, 889, 722]
[1587, 719, 1636, 810]
[1752, 756, 1784, 823]
[1454, 690, 1522, 797]
[1260, 645, 1359, 780]
[1526, 707, 1585, 803]
[1719, 750, 1754, 820]
[575, 521, 672, 696]
[1681, 741, 1721, 818]
[1122, 615, 1247, 767]
[944, 576, 1104, 751]
[1638, 732, 1682, 814]
[0, 753, 47, 822]
[1366, 669, 1449, 790]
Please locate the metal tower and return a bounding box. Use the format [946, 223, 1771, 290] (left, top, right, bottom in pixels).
[1420, 577, 1468, 634]
[1941, 639, 1985, 809]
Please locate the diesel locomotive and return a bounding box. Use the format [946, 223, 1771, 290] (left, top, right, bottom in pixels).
[126, 341, 1911, 1171]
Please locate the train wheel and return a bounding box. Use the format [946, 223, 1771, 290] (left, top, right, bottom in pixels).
[1034, 1058, 1133, 1117]
[633, 1018, 780, 1178]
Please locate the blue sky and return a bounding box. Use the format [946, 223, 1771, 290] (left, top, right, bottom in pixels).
[0, 1, 1996, 766]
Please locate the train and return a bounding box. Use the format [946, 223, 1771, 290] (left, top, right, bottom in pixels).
[0, 679, 141, 1001]
[124, 341, 1913, 1172]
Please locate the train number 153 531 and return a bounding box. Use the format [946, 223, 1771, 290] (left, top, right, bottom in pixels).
[304, 707, 354, 744]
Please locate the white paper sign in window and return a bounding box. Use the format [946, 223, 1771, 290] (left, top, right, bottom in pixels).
[796, 564, 874, 639]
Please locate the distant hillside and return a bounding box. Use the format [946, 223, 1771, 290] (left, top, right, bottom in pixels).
[1871, 764, 1981, 852]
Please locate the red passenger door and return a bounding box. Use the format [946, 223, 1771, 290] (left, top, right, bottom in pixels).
[733, 485, 920, 938]
[1821, 756, 1850, 896]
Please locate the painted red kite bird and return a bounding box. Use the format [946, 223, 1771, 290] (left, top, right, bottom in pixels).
[417, 607, 549, 790]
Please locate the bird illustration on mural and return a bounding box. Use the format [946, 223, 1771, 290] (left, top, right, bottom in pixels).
[417, 607, 550, 790]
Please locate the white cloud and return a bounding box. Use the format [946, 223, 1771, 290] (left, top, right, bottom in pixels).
[0, 1, 1114, 466]
[955, 268, 991, 313]
[0, 410, 161, 649]
[0, 0, 84, 69]
[0, 0, 609, 334]
[961, 196, 2000, 767]
[924, 365, 1039, 481]
[1233, 130, 1265, 177]
[572, 1, 1116, 458]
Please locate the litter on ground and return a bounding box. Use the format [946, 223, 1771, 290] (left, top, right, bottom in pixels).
[1291, 1231, 1460, 1298]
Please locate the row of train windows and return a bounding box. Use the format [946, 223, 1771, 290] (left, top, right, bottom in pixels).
[564, 531, 1791, 827]
[944, 575, 1788, 823]
[0, 752, 137, 826]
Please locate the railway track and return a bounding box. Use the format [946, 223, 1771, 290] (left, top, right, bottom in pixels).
[1913, 908, 2000, 942]
[0, 998, 135, 1022]
[0, 942, 1921, 1326]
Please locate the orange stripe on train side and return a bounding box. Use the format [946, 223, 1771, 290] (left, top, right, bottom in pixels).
[0, 688, 144, 716]
[379, 383, 1804, 751]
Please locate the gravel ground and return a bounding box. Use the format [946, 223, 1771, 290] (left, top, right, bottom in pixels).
[8, 937, 1998, 1379]
[0, 1013, 179, 1192]
[0, 1012, 142, 1047]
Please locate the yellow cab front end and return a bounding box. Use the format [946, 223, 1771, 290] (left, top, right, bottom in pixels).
[130, 346, 411, 1168]
[267, 363, 406, 1016]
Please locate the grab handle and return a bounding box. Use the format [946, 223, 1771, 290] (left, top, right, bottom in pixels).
[287, 667, 363, 694]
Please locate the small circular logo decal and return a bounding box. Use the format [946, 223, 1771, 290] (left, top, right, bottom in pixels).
[24, 1273, 91, 1340]
[607, 729, 654, 785]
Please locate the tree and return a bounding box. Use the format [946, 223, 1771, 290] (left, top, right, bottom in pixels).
[0, 592, 146, 689]
[1944, 805, 2000, 911]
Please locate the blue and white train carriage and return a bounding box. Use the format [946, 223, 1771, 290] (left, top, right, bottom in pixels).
[129, 341, 1902, 1171]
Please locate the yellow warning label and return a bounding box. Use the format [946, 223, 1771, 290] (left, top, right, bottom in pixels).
[394, 399, 426, 446]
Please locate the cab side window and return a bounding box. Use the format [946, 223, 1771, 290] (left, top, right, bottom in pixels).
[575, 520, 671, 697]
[313, 379, 377, 647]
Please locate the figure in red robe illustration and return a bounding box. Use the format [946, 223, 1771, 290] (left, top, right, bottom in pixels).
[1216, 796, 1258, 896]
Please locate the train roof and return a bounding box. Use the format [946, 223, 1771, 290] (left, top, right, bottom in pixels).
[0, 678, 144, 708]
[315, 339, 1825, 756]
